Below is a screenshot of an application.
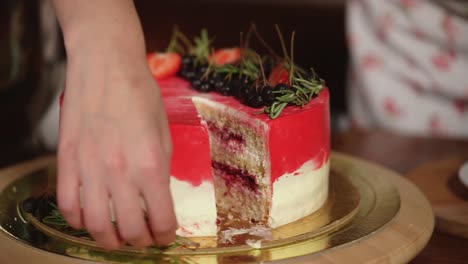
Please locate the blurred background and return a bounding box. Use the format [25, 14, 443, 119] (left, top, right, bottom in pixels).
[0, 0, 349, 167]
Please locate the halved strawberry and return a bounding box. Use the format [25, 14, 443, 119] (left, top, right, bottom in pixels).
[268, 63, 290, 86]
[209, 48, 242, 66]
[147, 52, 182, 80]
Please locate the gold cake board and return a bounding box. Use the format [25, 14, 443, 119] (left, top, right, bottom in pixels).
[0, 152, 434, 264]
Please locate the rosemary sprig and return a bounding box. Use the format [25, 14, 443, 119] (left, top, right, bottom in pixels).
[263, 26, 325, 119]
[166, 25, 325, 119]
[213, 49, 261, 82]
[214, 63, 239, 81]
[264, 75, 323, 119]
[166, 27, 214, 68]
[250, 24, 281, 60]
[166, 29, 185, 54]
[275, 25, 290, 62]
[192, 29, 214, 66]
[239, 58, 260, 80]
[42, 203, 72, 226]
[166, 26, 193, 54]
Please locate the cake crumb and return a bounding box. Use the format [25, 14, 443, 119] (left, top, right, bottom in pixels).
[219, 225, 273, 244]
[248, 225, 272, 240]
[220, 227, 250, 243]
[246, 239, 262, 249]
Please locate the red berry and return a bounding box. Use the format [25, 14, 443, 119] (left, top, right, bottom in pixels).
[209, 48, 241, 66]
[147, 52, 182, 80]
[268, 63, 290, 86]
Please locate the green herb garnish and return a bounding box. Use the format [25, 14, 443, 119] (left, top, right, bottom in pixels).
[263, 25, 325, 119]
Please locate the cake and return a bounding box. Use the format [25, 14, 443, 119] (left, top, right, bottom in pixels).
[58, 27, 330, 240]
[159, 77, 330, 237]
[146, 28, 330, 238]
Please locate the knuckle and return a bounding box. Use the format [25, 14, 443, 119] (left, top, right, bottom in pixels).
[139, 160, 165, 180]
[103, 152, 127, 172]
[137, 146, 171, 183]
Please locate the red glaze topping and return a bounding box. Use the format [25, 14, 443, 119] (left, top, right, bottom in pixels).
[157, 77, 330, 185]
[268, 91, 330, 182]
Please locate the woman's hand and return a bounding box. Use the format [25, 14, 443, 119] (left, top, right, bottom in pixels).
[58, 51, 176, 250]
[52, 0, 177, 250]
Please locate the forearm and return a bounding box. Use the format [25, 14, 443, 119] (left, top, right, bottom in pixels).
[51, 0, 146, 60]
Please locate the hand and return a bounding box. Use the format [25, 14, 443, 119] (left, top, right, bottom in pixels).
[57, 46, 177, 250]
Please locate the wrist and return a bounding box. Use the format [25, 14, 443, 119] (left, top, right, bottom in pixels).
[64, 28, 147, 63]
[53, 0, 147, 61]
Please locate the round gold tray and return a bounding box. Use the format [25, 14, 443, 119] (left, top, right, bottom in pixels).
[0, 153, 434, 264]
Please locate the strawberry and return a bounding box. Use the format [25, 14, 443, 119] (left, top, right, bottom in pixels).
[268, 63, 290, 86]
[147, 52, 182, 80]
[209, 48, 241, 66]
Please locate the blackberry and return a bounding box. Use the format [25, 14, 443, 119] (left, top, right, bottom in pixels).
[211, 77, 231, 96]
[217, 86, 231, 96]
[198, 80, 213, 93]
[237, 84, 251, 103]
[178, 69, 187, 79]
[215, 82, 231, 96]
[275, 83, 290, 91]
[181, 55, 196, 69]
[261, 85, 275, 105]
[243, 77, 252, 85]
[229, 79, 244, 99]
[208, 75, 220, 87]
[191, 79, 202, 90]
[245, 93, 266, 108]
[198, 64, 209, 75]
[185, 70, 198, 81]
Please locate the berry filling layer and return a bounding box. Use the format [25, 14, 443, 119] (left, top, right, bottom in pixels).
[212, 161, 259, 193]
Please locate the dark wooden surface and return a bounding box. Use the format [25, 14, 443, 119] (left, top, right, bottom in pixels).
[332, 129, 468, 264]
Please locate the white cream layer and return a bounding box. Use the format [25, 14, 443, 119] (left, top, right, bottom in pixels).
[88, 159, 327, 237]
[170, 177, 218, 237]
[268, 159, 330, 228]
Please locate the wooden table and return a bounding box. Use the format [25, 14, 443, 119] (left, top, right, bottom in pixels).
[332, 128, 468, 264]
